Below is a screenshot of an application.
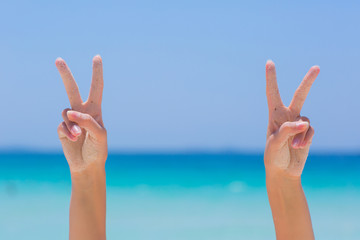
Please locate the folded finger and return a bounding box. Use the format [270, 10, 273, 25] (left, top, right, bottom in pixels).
[62, 108, 82, 136]
[67, 111, 106, 140]
[273, 121, 309, 146]
[57, 122, 78, 142]
[291, 117, 310, 148]
[301, 126, 315, 147]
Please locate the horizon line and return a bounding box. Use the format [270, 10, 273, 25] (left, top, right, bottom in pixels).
[0, 147, 359, 156]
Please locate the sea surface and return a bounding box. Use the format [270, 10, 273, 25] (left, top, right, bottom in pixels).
[0, 153, 359, 240]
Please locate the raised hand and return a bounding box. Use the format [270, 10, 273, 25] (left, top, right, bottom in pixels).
[56, 56, 107, 240]
[264, 60, 320, 178]
[264, 60, 319, 240]
[56, 55, 107, 173]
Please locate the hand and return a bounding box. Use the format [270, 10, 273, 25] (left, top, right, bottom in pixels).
[264, 60, 320, 178]
[56, 55, 107, 173]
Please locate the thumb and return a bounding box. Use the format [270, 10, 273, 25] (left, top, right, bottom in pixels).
[67, 111, 106, 140]
[273, 121, 309, 146]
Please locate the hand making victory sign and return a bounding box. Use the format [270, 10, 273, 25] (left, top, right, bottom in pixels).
[56, 55, 107, 173]
[264, 60, 320, 240]
[264, 60, 320, 178]
[56, 55, 107, 240]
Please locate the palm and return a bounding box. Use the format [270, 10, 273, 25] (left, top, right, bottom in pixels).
[64, 103, 104, 170]
[264, 61, 320, 177]
[56, 56, 107, 171]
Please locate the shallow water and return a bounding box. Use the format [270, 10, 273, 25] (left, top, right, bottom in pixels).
[0, 153, 359, 239]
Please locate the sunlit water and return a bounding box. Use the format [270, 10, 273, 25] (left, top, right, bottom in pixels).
[0, 153, 359, 239]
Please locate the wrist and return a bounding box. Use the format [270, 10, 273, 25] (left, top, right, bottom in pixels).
[266, 169, 302, 188]
[70, 163, 106, 189]
[70, 159, 106, 175]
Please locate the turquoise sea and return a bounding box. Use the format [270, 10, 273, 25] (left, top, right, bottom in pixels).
[0, 153, 359, 239]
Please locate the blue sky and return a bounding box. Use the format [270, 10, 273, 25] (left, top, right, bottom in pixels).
[0, 0, 359, 152]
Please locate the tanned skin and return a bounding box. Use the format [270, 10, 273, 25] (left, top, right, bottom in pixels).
[56, 55, 107, 240]
[264, 60, 320, 240]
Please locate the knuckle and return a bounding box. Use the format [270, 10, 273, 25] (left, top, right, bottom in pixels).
[301, 116, 310, 123]
[99, 128, 107, 139]
[82, 114, 92, 122]
[281, 121, 292, 130]
[268, 134, 277, 143]
[57, 122, 66, 135]
[62, 108, 70, 117]
[57, 124, 62, 133]
[310, 126, 315, 133]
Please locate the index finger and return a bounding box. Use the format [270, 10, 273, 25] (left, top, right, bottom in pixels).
[266, 60, 283, 110]
[55, 58, 83, 109]
[289, 66, 320, 114]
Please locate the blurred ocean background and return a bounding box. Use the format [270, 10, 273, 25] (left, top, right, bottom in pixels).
[0, 152, 359, 240]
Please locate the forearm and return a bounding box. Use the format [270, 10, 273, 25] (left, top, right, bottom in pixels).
[266, 172, 314, 240]
[70, 164, 106, 240]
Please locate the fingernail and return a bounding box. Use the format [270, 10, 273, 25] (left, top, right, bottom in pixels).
[296, 122, 308, 129]
[72, 125, 81, 135]
[292, 138, 300, 147]
[313, 65, 320, 72]
[266, 60, 275, 69]
[55, 58, 65, 67]
[68, 111, 80, 118]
